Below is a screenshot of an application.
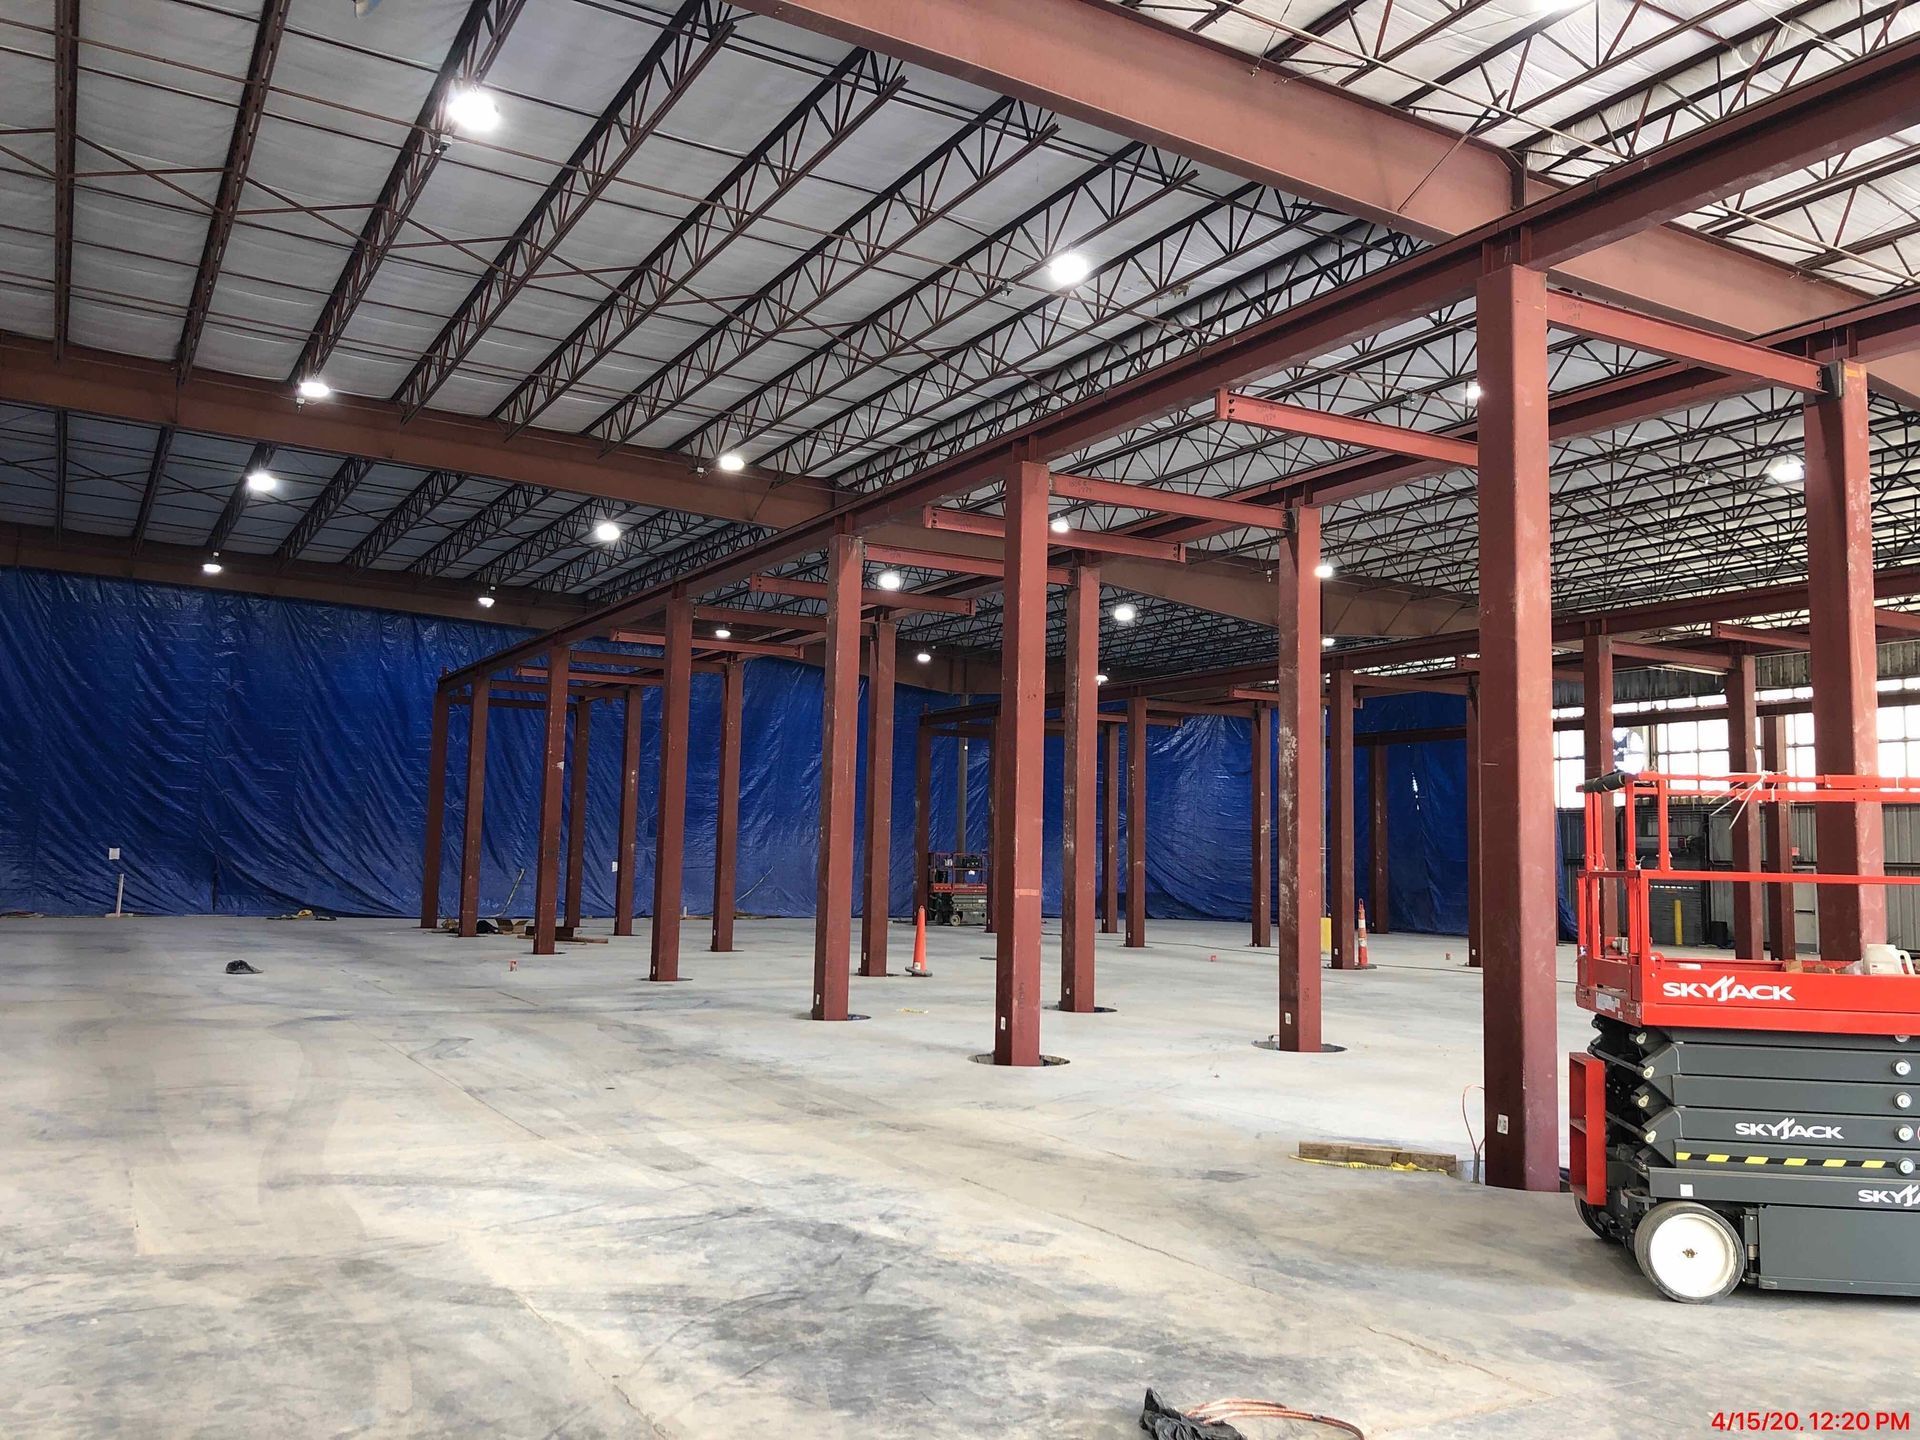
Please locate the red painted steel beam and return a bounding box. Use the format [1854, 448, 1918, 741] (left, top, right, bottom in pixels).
[1475, 264, 1559, 1193]
[564, 698, 593, 932]
[1874, 607, 1920, 636]
[1061, 564, 1099, 1011]
[1598, 638, 1734, 673]
[1711, 622, 1810, 651]
[1582, 636, 1617, 939]
[922, 505, 1187, 562]
[611, 628, 808, 660]
[860, 622, 898, 977]
[913, 727, 932, 923]
[712, 659, 742, 952]
[1216, 390, 1479, 468]
[531, 646, 571, 956]
[1102, 723, 1120, 935]
[421, 687, 451, 928]
[1273, 505, 1323, 1051]
[1762, 715, 1799, 962]
[1465, 684, 1482, 972]
[994, 461, 1050, 1063]
[813, 535, 862, 1019]
[864, 542, 1070, 586]
[1727, 652, 1765, 959]
[750, 575, 975, 615]
[724, 0, 1920, 402]
[1804, 361, 1886, 961]
[650, 597, 693, 981]
[1327, 668, 1359, 970]
[1543, 292, 1826, 394]
[1250, 701, 1272, 949]
[1367, 751, 1389, 936]
[1125, 695, 1148, 950]
[615, 689, 643, 937]
[1053, 472, 1293, 530]
[458, 683, 490, 938]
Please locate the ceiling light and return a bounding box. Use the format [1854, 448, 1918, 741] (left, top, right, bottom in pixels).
[714, 627, 732, 639]
[1767, 456, 1806, 485]
[875, 569, 904, 591]
[445, 86, 501, 135]
[476, 594, 496, 609]
[1314, 561, 1335, 579]
[715, 450, 746, 473]
[201, 560, 223, 575]
[295, 377, 331, 401]
[1322, 636, 1336, 648]
[1095, 672, 1109, 685]
[1045, 251, 1092, 288]
[1049, 515, 1071, 535]
[593, 519, 622, 543]
[245, 468, 277, 494]
[1464, 381, 1483, 405]
[915, 650, 932, 664]
[1110, 601, 1137, 625]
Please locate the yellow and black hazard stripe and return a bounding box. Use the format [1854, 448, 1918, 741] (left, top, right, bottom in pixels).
[1674, 1152, 1898, 1170]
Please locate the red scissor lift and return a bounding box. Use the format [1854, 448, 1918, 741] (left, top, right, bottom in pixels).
[1571, 770, 1920, 1300]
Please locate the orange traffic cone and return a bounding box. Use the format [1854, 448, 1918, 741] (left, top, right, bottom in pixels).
[908, 906, 931, 977]
[1355, 900, 1371, 969]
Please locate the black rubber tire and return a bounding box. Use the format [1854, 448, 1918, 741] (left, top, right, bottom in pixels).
[1633, 1200, 1746, 1303]
[1575, 1194, 1614, 1240]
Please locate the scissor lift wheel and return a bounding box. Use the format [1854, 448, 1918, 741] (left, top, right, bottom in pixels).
[1634, 1201, 1746, 1303]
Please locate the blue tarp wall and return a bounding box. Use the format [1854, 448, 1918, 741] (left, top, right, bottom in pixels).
[0, 568, 1550, 935]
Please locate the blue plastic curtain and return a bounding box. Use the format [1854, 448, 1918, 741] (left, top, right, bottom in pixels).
[1, 569, 1545, 936]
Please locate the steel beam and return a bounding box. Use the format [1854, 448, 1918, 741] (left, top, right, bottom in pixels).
[1465, 681, 1482, 972]
[924, 506, 1186, 562]
[863, 542, 1070, 587]
[650, 596, 692, 980]
[1804, 360, 1886, 962]
[1711, 621, 1810, 651]
[276, 457, 372, 562]
[1216, 390, 1478, 468]
[1250, 700, 1272, 949]
[1727, 652, 1765, 959]
[1762, 714, 1799, 962]
[395, 0, 733, 418]
[710, 658, 742, 952]
[1060, 564, 1099, 1011]
[726, 0, 1920, 400]
[457, 682, 490, 937]
[1327, 667, 1358, 970]
[1368, 749, 1389, 936]
[176, 0, 293, 378]
[1475, 264, 1559, 1193]
[1542, 292, 1826, 394]
[993, 460, 1050, 1063]
[913, 726, 932, 923]
[615, 687, 642, 937]
[1102, 722, 1120, 935]
[531, 646, 571, 956]
[954, 735, 970, 851]
[52, 0, 77, 361]
[1272, 505, 1323, 1050]
[1582, 635, 1617, 940]
[749, 575, 974, 615]
[344, 469, 463, 569]
[813, 535, 862, 1018]
[205, 441, 274, 556]
[421, 686, 451, 927]
[1125, 696, 1148, 950]
[564, 697, 592, 932]
[860, 621, 897, 976]
[1053, 472, 1292, 530]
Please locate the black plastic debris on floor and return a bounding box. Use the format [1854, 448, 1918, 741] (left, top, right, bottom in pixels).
[1140, 1390, 1244, 1440]
[225, 960, 261, 975]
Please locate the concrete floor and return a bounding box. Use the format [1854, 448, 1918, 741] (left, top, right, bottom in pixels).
[4, 915, 1914, 1438]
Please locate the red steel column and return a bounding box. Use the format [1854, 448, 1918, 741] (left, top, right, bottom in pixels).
[1727, 652, 1765, 959]
[531, 647, 571, 958]
[1465, 682, 1482, 969]
[813, 532, 863, 1020]
[421, 686, 451, 927]
[1762, 714, 1799, 961]
[1061, 564, 1099, 1010]
[994, 457, 1049, 1064]
[1582, 635, 1617, 938]
[913, 726, 932, 920]
[614, 687, 642, 937]
[1368, 747, 1390, 935]
[563, 697, 592, 935]
[651, 596, 693, 981]
[1274, 504, 1324, 1051]
[712, 658, 743, 952]
[1475, 262, 1559, 1192]
[1102, 722, 1120, 934]
[955, 736, 970, 849]
[1250, 702, 1272, 948]
[860, 621, 898, 977]
[457, 683, 490, 938]
[1804, 360, 1885, 962]
[1125, 696, 1148, 949]
[1328, 668, 1358, 969]
[985, 716, 1001, 935]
